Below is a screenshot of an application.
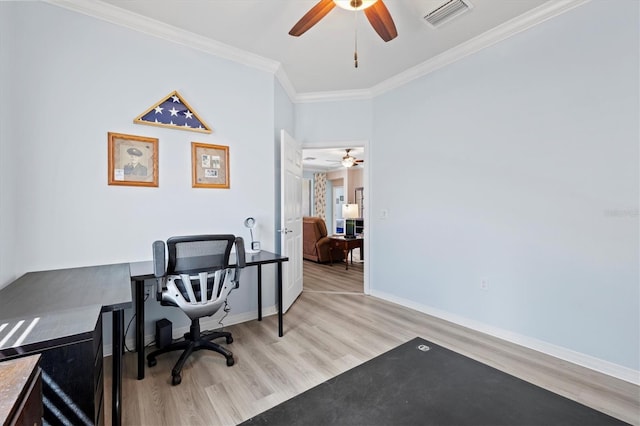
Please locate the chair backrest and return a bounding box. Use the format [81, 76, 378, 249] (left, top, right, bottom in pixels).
[167, 234, 235, 275]
[153, 234, 245, 320]
[303, 216, 328, 239]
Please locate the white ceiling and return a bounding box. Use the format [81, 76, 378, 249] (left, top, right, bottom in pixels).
[92, 0, 554, 95]
[303, 147, 365, 171]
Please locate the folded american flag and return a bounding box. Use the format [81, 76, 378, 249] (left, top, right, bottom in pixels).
[134, 90, 211, 133]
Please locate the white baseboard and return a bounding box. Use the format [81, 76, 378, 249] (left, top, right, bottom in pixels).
[103, 306, 278, 357]
[370, 289, 639, 385]
[104, 293, 639, 386]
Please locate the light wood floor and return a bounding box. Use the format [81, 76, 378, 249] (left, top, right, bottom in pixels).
[303, 257, 363, 293]
[106, 260, 639, 425]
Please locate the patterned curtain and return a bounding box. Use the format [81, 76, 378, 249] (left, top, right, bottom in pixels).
[314, 173, 327, 220]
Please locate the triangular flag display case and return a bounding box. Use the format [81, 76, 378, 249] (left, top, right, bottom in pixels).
[134, 90, 212, 133]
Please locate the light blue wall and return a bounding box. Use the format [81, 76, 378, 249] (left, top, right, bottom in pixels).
[294, 99, 372, 144]
[293, 1, 639, 372]
[368, 0, 639, 370]
[0, 3, 18, 287]
[0, 2, 278, 346]
[275, 80, 295, 141]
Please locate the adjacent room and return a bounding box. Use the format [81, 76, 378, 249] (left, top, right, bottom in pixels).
[1, 0, 638, 425]
[302, 147, 365, 293]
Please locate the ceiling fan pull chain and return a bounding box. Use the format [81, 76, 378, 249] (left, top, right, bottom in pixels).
[354, 11, 358, 68]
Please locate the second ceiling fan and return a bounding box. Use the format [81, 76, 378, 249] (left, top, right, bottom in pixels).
[333, 149, 363, 168]
[289, 0, 398, 42]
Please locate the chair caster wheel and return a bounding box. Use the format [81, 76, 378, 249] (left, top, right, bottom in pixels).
[226, 336, 233, 344]
[226, 357, 235, 367]
[172, 374, 181, 386]
[148, 358, 157, 368]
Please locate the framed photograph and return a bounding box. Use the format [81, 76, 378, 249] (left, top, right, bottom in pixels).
[108, 132, 158, 187]
[192, 142, 229, 188]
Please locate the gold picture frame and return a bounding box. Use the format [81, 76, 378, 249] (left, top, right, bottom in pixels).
[108, 132, 158, 187]
[191, 142, 229, 189]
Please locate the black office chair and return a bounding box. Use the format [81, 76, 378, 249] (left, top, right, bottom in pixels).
[147, 234, 246, 385]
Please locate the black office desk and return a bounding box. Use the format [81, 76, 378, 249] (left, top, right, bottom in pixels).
[129, 250, 288, 380]
[0, 263, 132, 426]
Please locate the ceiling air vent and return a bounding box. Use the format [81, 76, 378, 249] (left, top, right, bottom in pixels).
[424, 0, 473, 27]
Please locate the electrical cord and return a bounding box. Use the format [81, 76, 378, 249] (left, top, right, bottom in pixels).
[123, 313, 137, 353]
[218, 300, 231, 329]
[123, 290, 150, 353]
[200, 301, 232, 339]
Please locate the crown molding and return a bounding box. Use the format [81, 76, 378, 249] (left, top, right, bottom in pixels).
[44, 0, 589, 104]
[43, 0, 280, 74]
[294, 89, 373, 103]
[274, 66, 298, 103]
[370, 0, 591, 97]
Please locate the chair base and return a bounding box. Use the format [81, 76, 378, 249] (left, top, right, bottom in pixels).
[146, 319, 234, 386]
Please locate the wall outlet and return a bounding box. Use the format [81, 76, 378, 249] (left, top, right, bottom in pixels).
[480, 278, 489, 291]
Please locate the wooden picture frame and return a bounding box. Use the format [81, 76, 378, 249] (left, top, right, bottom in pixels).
[108, 132, 158, 187]
[191, 142, 229, 189]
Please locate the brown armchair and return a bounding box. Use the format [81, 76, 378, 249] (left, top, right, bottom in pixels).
[303, 216, 338, 263]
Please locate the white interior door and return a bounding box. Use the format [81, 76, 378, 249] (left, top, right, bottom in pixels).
[280, 129, 303, 313]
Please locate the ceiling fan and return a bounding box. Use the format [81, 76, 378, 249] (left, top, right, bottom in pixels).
[331, 149, 364, 168]
[289, 0, 398, 42]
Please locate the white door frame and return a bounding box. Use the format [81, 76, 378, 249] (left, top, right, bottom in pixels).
[302, 141, 370, 295]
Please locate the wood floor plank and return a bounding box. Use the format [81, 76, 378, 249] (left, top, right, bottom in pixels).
[303, 258, 363, 293]
[105, 261, 640, 425]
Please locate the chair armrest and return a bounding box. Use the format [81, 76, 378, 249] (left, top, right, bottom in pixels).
[235, 237, 246, 268]
[152, 240, 166, 301]
[233, 237, 246, 287]
[316, 236, 331, 248]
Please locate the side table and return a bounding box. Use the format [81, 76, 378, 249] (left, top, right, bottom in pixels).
[329, 235, 364, 270]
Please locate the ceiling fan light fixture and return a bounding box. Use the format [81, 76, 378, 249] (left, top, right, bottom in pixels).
[334, 0, 378, 11]
[342, 156, 357, 167]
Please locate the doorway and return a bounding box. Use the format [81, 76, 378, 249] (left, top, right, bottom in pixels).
[301, 144, 368, 295]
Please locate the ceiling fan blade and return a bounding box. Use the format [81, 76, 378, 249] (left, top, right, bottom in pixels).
[289, 0, 336, 37]
[364, 0, 398, 42]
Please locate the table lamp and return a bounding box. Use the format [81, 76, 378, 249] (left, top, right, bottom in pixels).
[244, 217, 261, 253]
[342, 204, 359, 238]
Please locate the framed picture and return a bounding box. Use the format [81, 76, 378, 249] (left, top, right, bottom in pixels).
[191, 142, 229, 188]
[108, 132, 158, 187]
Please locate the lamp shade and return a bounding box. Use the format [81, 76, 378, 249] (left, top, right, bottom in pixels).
[342, 203, 359, 219]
